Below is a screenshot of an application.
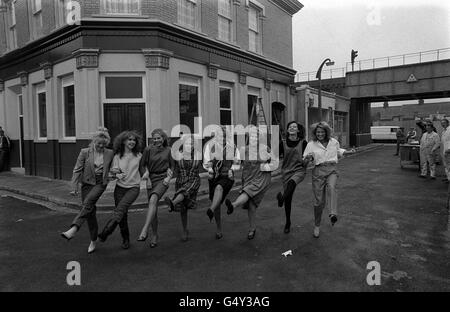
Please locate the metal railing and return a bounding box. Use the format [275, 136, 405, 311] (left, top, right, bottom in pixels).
[346, 47, 450, 72]
[296, 67, 346, 82]
[296, 47, 450, 82]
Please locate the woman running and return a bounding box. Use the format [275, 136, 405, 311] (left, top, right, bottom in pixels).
[203, 127, 240, 239]
[225, 128, 274, 240]
[137, 129, 174, 248]
[164, 135, 201, 242]
[303, 122, 355, 238]
[60, 128, 114, 254]
[276, 122, 308, 234]
[97, 131, 143, 249]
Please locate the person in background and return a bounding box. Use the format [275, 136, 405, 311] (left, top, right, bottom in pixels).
[165, 134, 201, 242]
[303, 122, 356, 238]
[97, 131, 143, 250]
[406, 127, 417, 143]
[60, 128, 114, 254]
[0, 128, 11, 172]
[276, 121, 308, 234]
[394, 127, 406, 156]
[419, 122, 440, 180]
[137, 129, 174, 248]
[203, 127, 240, 239]
[440, 119, 450, 183]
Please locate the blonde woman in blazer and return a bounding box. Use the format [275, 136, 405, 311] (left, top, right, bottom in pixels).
[61, 128, 114, 254]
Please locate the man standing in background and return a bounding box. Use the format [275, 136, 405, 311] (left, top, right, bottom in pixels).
[440, 119, 450, 183]
[394, 127, 406, 156]
[0, 127, 11, 172]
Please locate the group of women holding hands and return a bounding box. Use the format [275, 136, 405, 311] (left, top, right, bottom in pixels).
[61, 121, 355, 254]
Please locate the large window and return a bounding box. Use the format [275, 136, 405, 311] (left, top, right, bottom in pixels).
[179, 76, 200, 133]
[56, 0, 72, 27]
[101, 0, 141, 15]
[62, 77, 75, 138]
[248, 94, 258, 125]
[248, 4, 262, 54]
[177, 0, 200, 30]
[6, 0, 17, 50]
[218, 0, 232, 42]
[35, 84, 47, 139]
[31, 0, 43, 39]
[219, 86, 232, 125]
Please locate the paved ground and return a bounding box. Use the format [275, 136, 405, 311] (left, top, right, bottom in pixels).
[0, 145, 449, 292]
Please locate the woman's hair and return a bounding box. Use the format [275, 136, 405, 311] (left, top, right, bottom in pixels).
[151, 128, 169, 147]
[90, 127, 111, 147]
[113, 130, 142, 157]
[286, 121, 305, 141]
[310, 122, 332, 142]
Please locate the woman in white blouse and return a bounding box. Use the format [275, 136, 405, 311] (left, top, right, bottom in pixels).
[303, 122, 355, 238]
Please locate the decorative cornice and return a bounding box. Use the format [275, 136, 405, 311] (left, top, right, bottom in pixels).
[18, 71, 28, 86]
[265, 78, 273, 90]
[142, 48, 173, 69]
[40, 62, 53, 80]
[289, 84, 297, 95]
[233, 0, 241, 5]
[208, 63, 220, 79]
[0, 80, 4, 92]
[73, 49, 100, 69]
[239, 71, 248, 85]
[270, 0, 303, 15]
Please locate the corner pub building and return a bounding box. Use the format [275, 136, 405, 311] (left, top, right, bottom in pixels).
[0, 0, 303, 180]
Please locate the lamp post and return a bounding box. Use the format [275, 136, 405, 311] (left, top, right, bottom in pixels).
[316, 58, 334, 121]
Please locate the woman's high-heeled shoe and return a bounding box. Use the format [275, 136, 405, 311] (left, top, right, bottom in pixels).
[284, 222, 291, 234]
[149, 235, 158, 248]
[206, 208, 214, 222]
[137, 232, 148, 242]
[215, 232, 223, 240]
[225, 199, 234, 215]
[330, 214, 338, 226]
[165, 197, 174, 212]
[247, 229, 256, 240]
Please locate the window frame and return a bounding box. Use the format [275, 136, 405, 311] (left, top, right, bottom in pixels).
[218, 0, 233, 43]
[61, 75, 76, 140]
[219, 84, 233, 126]
[100, 0, 142, 16]
[5, 0, 18, 51]
[246, 0, 265, 54]
[35, 83, 47, 141]
[30, 0, 43, 40]
[178, 74, 202, 133]
[101, 73, 146, 104]
[177, 0, 201, 31]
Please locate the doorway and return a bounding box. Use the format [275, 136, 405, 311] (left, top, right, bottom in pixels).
[104, 103, 146, 149]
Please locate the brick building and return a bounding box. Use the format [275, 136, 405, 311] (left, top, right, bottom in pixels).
[0, 0, 303, 179]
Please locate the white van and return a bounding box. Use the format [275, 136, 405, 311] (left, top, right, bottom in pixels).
[371, 126, 403, 142]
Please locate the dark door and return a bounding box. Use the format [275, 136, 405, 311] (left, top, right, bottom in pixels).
[104, 103, 146, 149]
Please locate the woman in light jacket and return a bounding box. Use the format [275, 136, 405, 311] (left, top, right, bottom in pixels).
[60, 128, 114, 254]
[137, 129, 174, 248]
[303, 122, 355, 238]
[97, 131, 143, 250]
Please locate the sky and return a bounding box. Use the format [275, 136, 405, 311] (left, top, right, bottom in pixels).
[292, 0, 450, 74]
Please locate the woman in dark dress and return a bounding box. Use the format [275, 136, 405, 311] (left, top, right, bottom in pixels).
[276, 122, 307, 234]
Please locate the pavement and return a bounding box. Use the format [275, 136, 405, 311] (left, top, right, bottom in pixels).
[0, 144, 449, 292]
[0, 143, 383, 211]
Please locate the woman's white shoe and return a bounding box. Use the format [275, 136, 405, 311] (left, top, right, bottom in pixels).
[88, 241, 96, 254]
[313, 226, 320, 238]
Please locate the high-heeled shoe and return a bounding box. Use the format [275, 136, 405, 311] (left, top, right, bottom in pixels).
[150, 235, 158, 248]
[277, 192, 284, 207]
[206, 208, 214, 222]
[330, 214, 338, 226]
[247, 229, 256, 240]
[137, 234, 148, 242]
[215, 232, 223, 240]
[225, 199, 234, 215]
[165, 197, 174, 212]
[181, 230, 189, 242]
[87, 241, 96, 254]
[284, 222, 291, 234]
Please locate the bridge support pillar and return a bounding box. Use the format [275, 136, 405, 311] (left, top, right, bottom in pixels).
[349, 99, 372, 147]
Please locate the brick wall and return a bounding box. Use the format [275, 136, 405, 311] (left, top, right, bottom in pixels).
[15, 0, 30, 48]
[235, 1, 249, 51]
[42, 0, 56, 36]
[201, 0, 218, 39]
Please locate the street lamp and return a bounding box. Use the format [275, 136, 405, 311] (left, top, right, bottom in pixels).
[316, 58, 335, 121]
